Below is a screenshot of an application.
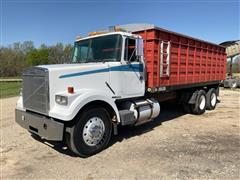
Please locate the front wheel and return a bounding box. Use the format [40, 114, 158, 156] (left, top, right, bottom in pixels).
[67, 107, 112, 157]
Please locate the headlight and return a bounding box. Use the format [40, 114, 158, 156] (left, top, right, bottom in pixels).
[55, 95, 68, 106]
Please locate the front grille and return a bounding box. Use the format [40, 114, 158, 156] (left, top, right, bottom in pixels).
[22, 67, 49, 114]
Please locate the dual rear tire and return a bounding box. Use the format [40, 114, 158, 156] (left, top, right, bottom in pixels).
[191, 90, 207, 115]
[183, 88, 218, 115]
[206, 88, 217, 110]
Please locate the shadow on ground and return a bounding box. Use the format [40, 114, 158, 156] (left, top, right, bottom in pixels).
[111, 103, 186, 144]
[31, 103, 186, 157]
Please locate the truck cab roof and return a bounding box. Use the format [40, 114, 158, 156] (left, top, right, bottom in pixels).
[75, 31, 141, 42]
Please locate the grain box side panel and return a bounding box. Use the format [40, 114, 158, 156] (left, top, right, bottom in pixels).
[134, 28, 226, 89]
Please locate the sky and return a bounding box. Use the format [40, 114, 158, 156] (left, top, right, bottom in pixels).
[1, 0, 239, 47]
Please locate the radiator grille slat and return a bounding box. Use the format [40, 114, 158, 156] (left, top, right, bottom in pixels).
[22, 67, 49, 114]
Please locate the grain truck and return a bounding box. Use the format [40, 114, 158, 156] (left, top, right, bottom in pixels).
[15, 24, 226, 157]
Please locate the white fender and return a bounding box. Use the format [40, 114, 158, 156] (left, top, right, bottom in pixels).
[49, 89, 120, 122]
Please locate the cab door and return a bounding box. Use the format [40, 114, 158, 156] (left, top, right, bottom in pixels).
[121, 37, 145, 97]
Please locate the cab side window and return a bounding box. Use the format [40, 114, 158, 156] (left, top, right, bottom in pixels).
[125, 38, 137, 62]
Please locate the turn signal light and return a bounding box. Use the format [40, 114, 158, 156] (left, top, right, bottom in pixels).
[68, 86, 74, 94]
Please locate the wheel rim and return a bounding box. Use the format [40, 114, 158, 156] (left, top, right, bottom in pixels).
[82, 117, 105, 146]
[210, 93, 217, 107]
[199, 95, 206, 110]
[232, 82, 237, 88]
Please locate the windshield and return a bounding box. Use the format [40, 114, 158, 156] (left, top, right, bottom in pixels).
[72, 34, 122, 63]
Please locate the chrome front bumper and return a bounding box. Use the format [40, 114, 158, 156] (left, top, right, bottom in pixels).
[15, 109, 64, 141]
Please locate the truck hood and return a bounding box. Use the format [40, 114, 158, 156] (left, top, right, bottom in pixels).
[38, 63, 111, 112]
[38, 63, 107, 73]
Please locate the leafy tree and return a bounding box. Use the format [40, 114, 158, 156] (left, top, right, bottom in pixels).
[64, 44, 73, 63]
[0, 41, 73, 77]
[25, 48, 49, 66]
[20, 41, 34, 54]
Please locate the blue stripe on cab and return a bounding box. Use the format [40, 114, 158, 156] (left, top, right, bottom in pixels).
[59, 64, 143, 79]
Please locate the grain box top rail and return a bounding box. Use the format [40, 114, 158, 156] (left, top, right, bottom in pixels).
[118, 23, 225, 48]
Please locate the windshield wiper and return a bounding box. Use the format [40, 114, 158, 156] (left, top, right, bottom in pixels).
[98, 58, 116, 63]
[75, 58, 116, 63]
[76, 59, 92, 63]
[86, 59, 116, 63]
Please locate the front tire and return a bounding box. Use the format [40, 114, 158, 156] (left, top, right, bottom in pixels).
[67, 107, 112, 157]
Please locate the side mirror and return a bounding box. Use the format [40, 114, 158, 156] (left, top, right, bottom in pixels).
[136, 39, 144, 57]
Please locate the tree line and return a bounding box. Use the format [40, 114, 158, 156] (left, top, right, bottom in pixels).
[0, 41, 73, 77]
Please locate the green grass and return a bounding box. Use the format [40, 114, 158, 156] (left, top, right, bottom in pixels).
[0, 77, 20, 79]
[0, 81, 22, 98]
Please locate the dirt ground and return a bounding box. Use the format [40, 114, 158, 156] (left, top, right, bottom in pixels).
[1, 89, 240, 179]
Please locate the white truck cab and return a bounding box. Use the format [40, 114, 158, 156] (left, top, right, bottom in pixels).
[15, 29, 160, 157]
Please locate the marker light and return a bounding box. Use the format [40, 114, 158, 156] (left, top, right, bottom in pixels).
[68, 86, 74, 94]
[88, 30, 107, 36]
[89, 32, 97, 36]
[114, 26, 126, 32]
[76, 35, 82, 40]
